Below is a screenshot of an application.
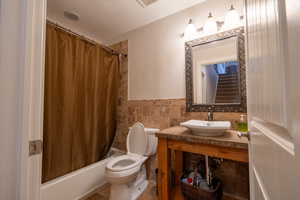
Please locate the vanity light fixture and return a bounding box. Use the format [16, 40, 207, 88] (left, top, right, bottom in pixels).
[181, 6, 244, 39]
[224, 5, 241, 30]
[184, 19, 198, 42]
[203, 12, 218, 35]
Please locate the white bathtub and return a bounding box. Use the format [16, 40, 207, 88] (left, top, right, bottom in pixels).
[41, 148, 124, 200]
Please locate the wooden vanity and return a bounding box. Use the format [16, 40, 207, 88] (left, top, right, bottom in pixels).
[156, 126, 249, 200]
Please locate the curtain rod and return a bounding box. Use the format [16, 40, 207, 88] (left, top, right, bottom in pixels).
[46, 20, 127, 57]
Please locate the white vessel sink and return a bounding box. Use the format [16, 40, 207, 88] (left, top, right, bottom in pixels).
[180, 120, 231, 136]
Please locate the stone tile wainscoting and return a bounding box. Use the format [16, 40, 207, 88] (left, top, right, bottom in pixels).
[110, 41, 249, 200]
[115, 97, 246, 151]
[109, 41, 129, 151]
[128, 99, 244, 130]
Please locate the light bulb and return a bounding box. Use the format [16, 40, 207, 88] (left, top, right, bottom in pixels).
[224, 5, 240, 30]
[184, 19, 198, 42]
[203, 12, 218, 36]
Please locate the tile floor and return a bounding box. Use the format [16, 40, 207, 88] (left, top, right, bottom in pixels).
[82, 180, 242, 200]
[82, 180, 157, 200]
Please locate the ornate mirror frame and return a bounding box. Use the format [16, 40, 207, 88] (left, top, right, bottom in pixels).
[185, 27, 247, 112]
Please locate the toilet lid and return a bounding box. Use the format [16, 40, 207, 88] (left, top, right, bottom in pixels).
[127, 122, 147, 155]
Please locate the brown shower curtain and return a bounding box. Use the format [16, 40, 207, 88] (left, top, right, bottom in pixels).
[42, 22, 119, 182]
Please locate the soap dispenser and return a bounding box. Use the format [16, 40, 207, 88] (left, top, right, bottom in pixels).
[237, 114, 248, 132]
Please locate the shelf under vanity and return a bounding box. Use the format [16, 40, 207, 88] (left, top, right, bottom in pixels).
[156, 126, 248, 200]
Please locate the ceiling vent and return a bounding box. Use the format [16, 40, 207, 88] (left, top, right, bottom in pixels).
[136, 0, 159, 8]
[64, 11, 80, 21]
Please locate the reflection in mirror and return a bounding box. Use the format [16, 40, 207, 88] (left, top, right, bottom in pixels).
[194, 61, 240, 104]
[185, 28, 247, 112]
[192, 36, 240, 105]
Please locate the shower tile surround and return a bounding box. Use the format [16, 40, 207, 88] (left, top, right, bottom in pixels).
[110, 41, 249, 199]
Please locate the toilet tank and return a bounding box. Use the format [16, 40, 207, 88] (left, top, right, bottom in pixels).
[144, 128, 160, 156]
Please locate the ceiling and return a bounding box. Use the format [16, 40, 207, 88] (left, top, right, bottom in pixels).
[47, 0, 206, 43]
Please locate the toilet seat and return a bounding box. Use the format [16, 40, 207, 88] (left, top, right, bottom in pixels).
[106, 154, 147, 183]
[106, 122, 148, 173]
[106, 154, 141, 172]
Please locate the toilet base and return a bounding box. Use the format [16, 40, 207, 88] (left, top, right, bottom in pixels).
[109, 167, 148, 200]
[131, 180, 148, 200]
[109, 180, 148, 200]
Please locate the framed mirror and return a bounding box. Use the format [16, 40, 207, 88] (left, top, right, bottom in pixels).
[185, 27, 246, 112]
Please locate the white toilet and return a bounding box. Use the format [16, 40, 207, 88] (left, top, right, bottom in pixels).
[105, 122, 159, 200]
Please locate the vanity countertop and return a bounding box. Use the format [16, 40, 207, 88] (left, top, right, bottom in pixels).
[156, 126, 248, 150]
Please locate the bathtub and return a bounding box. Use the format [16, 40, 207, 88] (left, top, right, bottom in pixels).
[41, 148, 124, 200]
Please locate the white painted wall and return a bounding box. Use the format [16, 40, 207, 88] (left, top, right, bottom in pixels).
[0, 0, 24, 199]
[108, 0, 244, 100]
[0, 0, 46, 199]
[192, 36, 237, 103]
[203, 66, 219, 103]
[192, 36, 237, 66]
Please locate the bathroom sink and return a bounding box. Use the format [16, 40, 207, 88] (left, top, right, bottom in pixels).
[180, 120, 231, 136]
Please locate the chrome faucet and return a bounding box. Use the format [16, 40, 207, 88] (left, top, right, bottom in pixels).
[207, 109, 214, 121]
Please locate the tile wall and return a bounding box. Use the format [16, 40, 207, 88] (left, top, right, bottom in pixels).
[110, 41, 249, 199]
